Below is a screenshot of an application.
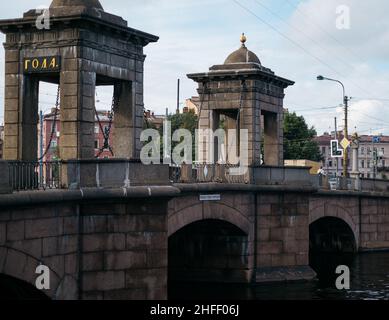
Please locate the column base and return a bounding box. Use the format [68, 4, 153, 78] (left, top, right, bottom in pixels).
[254, 266, 316, 283]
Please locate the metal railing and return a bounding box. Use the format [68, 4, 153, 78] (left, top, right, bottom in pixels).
[8, 161, 61, 191]
[169, 163, 251, 184]
[318, 175, 389, 192]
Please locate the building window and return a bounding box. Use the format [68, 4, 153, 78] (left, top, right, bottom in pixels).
[383, 160, 386, 167]
[361, 160, 365, 168]
[367, 160, 371, 168]
[95, 126, 100, 134]
[382, 148, 385, 155]
[329, 160, 333, 167]
[50, 140, 57, 148]
[368, 147, 371, 155]
[361, 147, 365, 155]
[94, 140, 99, 149]
[322, 147, 326, 155]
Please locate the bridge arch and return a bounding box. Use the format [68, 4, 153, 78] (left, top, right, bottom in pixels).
[168, 201, 252, 238]
[168, 200, 253, 298]
[0, 273, 50, 300]
[309, 201, 359, 249]
[309, 217, 357, 253]
[168, 219, 250, 293]
[0, 247, 62, 299]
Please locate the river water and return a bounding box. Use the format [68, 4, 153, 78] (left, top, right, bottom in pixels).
[169, 252, 389, 300]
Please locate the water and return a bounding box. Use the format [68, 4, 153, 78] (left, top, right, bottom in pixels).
[169, 252, 389, 300]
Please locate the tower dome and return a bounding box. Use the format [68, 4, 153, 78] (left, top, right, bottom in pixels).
[224, 33, 261, 65]
[50, 0, 104, 10]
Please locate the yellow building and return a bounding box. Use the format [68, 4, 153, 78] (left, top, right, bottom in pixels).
[284, 159, 321, 175]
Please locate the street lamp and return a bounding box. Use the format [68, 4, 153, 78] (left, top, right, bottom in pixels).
[317, 75, 350, 179]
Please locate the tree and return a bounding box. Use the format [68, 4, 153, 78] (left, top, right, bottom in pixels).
[158, 111, 199, 161]
[283, 111, 323, 162]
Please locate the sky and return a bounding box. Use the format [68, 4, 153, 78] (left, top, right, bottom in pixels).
[1, 0, 389, 136]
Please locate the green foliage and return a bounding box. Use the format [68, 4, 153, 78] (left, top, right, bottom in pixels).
[283, 111, 323, 162]
[159, 111, 199, 161]
[167, 111, 198, 134]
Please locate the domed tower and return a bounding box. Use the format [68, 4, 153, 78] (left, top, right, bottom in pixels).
[0, 0, 158, 162]
[188, 34, 294, 167]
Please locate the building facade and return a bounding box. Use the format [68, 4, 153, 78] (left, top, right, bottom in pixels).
[40, 109, 165, 161]
[183, 97, 201, 115]
[315, 133, 389, 179]
[40, 109, 116, 161]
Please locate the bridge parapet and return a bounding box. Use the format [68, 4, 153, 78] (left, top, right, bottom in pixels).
[319, 175, 389, 194]
[62, 159, 170, 189]
[2, 161, 318, 193]
[170, 164, 317, 188]
[2, 160, 171, 193]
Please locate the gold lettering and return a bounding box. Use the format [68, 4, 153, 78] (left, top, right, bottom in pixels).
[41, 58, 47, 69]
[32, 59, 39, 69]
[49, 58, 56, 68]
[24, 59, 31, 70]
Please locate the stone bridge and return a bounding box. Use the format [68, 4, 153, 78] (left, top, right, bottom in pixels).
[1, 171, 389, 300]
[1, 0, 389, 301]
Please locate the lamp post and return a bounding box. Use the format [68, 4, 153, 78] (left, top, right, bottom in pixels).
[317, 75, 349, 178]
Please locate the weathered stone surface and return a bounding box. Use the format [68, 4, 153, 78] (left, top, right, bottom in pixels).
[7, 220, 25, 241]
[83, 271, 125, 291]
[83, 252, 104, 271]
[105, 251, 147, 270]
[25, 218, 63, 239]
[83, 233, 126, 252]
[55, 275, 78, 300]
[64, 253, 78, 274]
[43, 235, 78, 257]
[0, 223, 6, 245]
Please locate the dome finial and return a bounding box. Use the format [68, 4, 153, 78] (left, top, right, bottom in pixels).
[240, 33, 247, 47]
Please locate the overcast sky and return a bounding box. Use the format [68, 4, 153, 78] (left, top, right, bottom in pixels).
[1, 0, 389, 136]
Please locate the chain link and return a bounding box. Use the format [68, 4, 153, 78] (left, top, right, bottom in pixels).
[95, 86, 120, 158]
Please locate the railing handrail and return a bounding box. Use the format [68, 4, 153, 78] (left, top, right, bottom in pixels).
[7, 160, 61, 192]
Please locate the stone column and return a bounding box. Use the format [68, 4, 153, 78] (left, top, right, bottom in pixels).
[350, 134, 360, 190]
[3, 48, 40, 161]
[263, 111, 281, 166]
[20, 77, 40, 161]
[112, 81, 137, 159]
[134, 60, 146, 160]
[226, 113, 238, 165]
[59, 65, 96, 160]
[3, 49, 21, 160]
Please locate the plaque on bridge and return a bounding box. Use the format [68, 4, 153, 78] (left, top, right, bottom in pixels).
[200, 194, 221, 201]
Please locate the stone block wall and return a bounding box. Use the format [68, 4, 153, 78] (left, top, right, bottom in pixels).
[360, 197, 389, 250]
[0, 197, 169, 300]
[256, 193, 311, 275]
[0, 203, 79, 299]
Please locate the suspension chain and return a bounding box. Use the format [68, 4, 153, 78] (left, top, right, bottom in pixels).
[95, 87, 120, 158]
[38, 85, 60, 161]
